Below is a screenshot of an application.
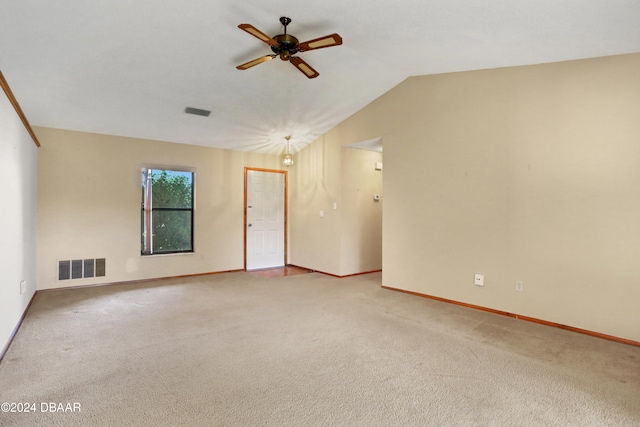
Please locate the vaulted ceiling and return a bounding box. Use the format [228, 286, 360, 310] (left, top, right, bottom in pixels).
[2, 1, 639, 155]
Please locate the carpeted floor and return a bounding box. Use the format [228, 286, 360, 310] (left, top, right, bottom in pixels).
[0, 271, 639, 426]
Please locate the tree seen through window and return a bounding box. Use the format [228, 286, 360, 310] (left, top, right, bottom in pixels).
[141, 168, 194, 255]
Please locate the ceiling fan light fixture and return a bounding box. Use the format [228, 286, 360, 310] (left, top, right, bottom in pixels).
[280, 51, 291, 61]
[282, 135, 294, 167]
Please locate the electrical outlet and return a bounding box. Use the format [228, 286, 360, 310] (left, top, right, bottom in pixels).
[20, 280, 26, 295]
[474, 274, 484, 286]
[516, 280, 523, 292]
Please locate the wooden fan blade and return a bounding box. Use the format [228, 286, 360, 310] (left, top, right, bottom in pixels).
[298, 33, 343, 52]
[236, 55, 275, 70]
[238, 24, 278, 46]
[290, 56, 319, 79]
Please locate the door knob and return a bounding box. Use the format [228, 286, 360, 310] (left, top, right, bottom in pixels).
[248, 223, 252, 227]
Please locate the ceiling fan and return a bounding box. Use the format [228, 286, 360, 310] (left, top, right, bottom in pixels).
[236, 17, 343, 79]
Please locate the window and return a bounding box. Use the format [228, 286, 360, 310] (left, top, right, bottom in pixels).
[141, 168, 194, 255]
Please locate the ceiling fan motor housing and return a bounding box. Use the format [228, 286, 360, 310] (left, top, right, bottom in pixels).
[272, 34, 299, 61]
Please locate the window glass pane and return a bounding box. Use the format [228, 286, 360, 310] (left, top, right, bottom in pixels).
[151, 210, 193, 253]
[141, 208, 146, 253]
[142, 168, 152, 253]
[150, 169, 193, 209]
[141, 168, 194, 255]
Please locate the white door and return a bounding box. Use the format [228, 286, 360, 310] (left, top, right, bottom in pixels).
[246, 169, 286, 270]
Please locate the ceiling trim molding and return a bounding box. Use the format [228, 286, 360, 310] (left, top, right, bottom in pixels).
[0, 70, 41, 148]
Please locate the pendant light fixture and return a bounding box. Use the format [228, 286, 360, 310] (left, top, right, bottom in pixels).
[282, 135, 294, 167]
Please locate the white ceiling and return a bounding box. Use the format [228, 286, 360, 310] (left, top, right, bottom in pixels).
[2, 1, 640, 155]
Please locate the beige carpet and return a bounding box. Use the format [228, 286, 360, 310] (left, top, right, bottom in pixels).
[0, 271, 639, 426]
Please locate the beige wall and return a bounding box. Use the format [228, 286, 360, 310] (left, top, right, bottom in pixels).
[289, 134, 343, 274]
[35, 127, 282, 290]
[315, 53, 640, 342]
[289, 128, 383, 276]
[26, 52, 640, 342]
[0, 84, 38, 352]
[340, 147, 382, 275]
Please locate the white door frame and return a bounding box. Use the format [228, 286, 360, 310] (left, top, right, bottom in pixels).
[244, 167, 288, 270]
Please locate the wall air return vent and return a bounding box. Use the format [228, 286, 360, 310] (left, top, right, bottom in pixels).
[58, 258, 106, 280]
[184, 107, 211, 117]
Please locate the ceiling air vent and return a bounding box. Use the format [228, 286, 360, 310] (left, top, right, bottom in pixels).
[184, 107, 211, 117]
